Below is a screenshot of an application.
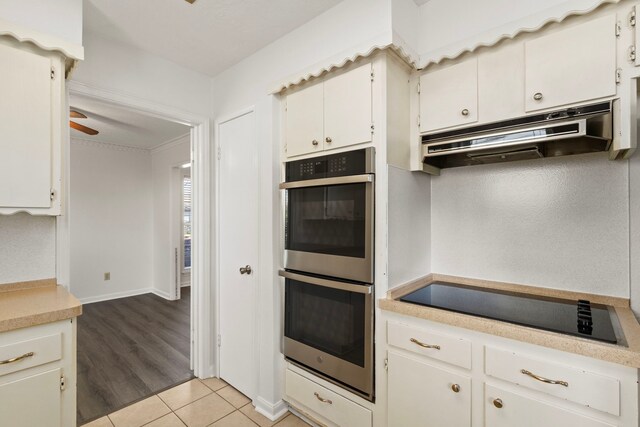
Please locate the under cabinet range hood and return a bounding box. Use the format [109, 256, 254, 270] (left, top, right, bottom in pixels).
[422, 102, 613, 169]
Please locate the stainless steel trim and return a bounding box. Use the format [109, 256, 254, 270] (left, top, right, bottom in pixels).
[279, 174, 373, 190]
[424, 120, 586, 157]
[279, 270, 372, 294]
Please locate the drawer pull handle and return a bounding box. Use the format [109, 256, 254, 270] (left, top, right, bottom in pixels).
[0, 352, 34, 365]
[521, 369, 568, 387]
[493, 398, 503, 409]
[410, 338, 440, 350]
[314, 392, 332, 404]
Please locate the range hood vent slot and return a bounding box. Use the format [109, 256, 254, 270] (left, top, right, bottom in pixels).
[422, 101, 613, 170]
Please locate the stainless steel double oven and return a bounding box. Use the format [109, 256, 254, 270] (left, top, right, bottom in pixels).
[279, 148, 375, 400]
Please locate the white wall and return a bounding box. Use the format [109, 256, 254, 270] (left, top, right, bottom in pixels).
[0, 213, 56, 283]
[151, 136, 191, 298]
[212, 0, 392, 412]
[388, 166, 431, 288]
[0, 0, 83, 45]
[72, 32, 212, 117]
[431, 153, 629, 297]
[70, 140, 153, 302]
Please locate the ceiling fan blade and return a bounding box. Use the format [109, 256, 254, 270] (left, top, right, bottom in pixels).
[70, 121, 99, 136]
[70, 110, 87, 119]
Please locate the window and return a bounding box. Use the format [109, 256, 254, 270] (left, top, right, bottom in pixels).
[183, 176, 192, 270]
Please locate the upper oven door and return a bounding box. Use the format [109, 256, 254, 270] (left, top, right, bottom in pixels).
[281, 174, 374, 283]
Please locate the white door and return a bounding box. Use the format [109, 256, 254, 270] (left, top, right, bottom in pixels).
[388, 351, 471, 427]
[0, 368, 62, 427]
[323, 63, 373, 150]
[524, 14, 616, 112]
[285, 82, 324, 158]
[420, 57, 478, 132]
[218, 111, 258, 399]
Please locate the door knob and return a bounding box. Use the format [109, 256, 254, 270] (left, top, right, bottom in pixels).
[461, 109, 469, 116]
[312, 139, 319, 146]
[533, 92, 543, 101]
[325, 137, 332, 143]
[239, 265, 252, 275]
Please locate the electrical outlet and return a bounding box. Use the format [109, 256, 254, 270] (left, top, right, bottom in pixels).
[104, 272, 110, 281]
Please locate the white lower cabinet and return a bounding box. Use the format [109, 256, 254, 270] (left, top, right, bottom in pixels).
[387, 351, 471, 427]
[0, 368, 62, 427]
[285, 368, 372, 427]
[0, 320, 76, 427]
[485, 384, 615, 427]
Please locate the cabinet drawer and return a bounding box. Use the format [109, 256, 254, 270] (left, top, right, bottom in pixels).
[285, 369, 371, 427]
[387, 321, 471, 369]
[0, 333, 61, 377]
[485, 346, 619, 416]
[485, 384, 615, 427]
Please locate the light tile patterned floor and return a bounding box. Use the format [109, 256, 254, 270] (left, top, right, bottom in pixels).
[82, 378, 310, 427]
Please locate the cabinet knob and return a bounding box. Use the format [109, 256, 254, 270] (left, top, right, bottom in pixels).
[533, 92, 543, 101]
[312, 139, 319, 146]
[325, 137, 332, 143]
[451, 384, 460, 393]
[493, 398, 503, 409]
[461, 109, 469, 116]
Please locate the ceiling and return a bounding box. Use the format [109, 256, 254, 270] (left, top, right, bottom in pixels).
[83, 0, 343, 77]
[69, 95, 190, 149]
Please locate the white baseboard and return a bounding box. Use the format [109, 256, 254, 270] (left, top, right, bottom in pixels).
[78, 287, 154, 304]
[255, 396, 289, 422]
[152, 289, 173, 300]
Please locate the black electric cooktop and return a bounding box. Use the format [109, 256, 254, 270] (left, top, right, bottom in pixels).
[400, 282, 619, 344]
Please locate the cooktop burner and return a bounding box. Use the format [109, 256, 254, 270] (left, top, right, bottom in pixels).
[400, 282, 619, 344]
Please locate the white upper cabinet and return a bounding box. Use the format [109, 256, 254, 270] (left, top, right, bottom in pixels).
[285, 63, 372, 158]
[324, 63, 373, 151]
[420, 58, 478, 133]
[285, 82, 324, 157]
[0, 37, 64, 215]
[478, 43, 525, 124]
[525, 14, 617, 112]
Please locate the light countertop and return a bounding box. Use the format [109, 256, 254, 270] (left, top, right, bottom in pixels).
[0, 279, 82, 333]
[379, 274, 640, 368]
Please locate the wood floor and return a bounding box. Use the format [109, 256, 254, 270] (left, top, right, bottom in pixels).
[77, 287, 193, 425]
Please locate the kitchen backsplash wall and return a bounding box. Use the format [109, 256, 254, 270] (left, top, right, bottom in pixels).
[431, 152, 629, 297]
[0, 213, 56, 284]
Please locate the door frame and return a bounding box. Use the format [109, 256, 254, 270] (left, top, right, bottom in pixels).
[214, 105, 259, 398]
[59, 81, 215, 379]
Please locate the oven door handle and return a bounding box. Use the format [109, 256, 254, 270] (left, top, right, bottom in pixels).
[279, 174, 373, 190]
[279, 270, 372, 294]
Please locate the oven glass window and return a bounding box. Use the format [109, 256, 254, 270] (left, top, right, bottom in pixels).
[286, 183, 366, 258]
[285, 279, 366, 367]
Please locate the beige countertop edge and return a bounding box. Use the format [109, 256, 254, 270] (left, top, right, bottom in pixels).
[379, 299, 640, 369]
[0, 306, 82, 333]
[0, 278, 57, 293]
[0, 282, 82, 333]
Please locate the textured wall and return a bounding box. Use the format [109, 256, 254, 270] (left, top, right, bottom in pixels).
[0, 213, 56, 283]
[431, 153, 629, 297]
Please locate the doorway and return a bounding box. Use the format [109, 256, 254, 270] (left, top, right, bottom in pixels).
[62, 83, 214, 423]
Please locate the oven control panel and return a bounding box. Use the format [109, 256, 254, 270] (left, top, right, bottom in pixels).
[285, 148, 374, 182]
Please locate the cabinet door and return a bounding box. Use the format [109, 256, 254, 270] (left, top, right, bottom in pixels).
[388, 351, 471, 427]
[420, 58, 478, 133]
[525, 14, 617, 112]
[485, 385, 615, 427]
[478, 43, 525, 123]
[285, 82, 324, 158]
[0, 42, 53, 208]
[0, 368, 61, 427]
[323, 63, 372, 150]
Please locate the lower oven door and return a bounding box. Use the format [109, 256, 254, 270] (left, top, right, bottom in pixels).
[280, 270, 374, 400]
